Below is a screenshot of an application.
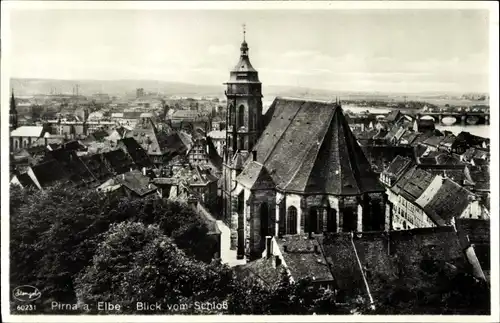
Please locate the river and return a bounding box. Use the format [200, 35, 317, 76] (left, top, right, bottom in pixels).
[342, 104, 490, 138]
[261, 102, 490, 138]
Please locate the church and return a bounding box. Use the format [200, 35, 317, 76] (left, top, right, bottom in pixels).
[222, 31, 388, 261]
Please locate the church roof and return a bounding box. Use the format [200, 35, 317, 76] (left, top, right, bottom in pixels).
[248, 97, 384, 195]
[237, 161, 275, 190]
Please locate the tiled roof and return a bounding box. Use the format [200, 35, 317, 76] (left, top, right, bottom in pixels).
[16, 173, 36, 188]
[236, 161, 275, 190]
[320, 233, 366, 294]
[49, 149, 97, 186]
[384, 125, 400, 141]
[102, 149, 136, 174]
[423, 168, 466, 185]
[383, 155, 413, 178]
[467, 165, 490, 191]
[412, 132, 433, 145]
[206, 137, 223, 171]
[461, 147, 489, 162]
[276, 235, 334, 282]
[439, 135, 457, 147]
[400, 168, 435, 202]
[235, 257, 283, 286]
[414, 144, 428, 158]
[249, 98, 384, 195]
[423, 135, 444, 148]
[118, 137, 153, 168]
[422, 178, 473, 224]
[30, 159, 70, 188]
[190, 166, 218, 186]
[456, 218, 489, 244]
[125, 117, 186, 157]
[386, 110, 402, 123]
[400, 131, 419, 145]
[391, 166, 418, 195]
[394, 127, 406, 141]
[79, 154, 113, 182]
[322, 227, 470, 299]
[116, 170, 158, 196]
[454, 131, 488, 148]
[89, 130, 109, 141]
[436, 153, 463, 165]
[372, 129, 388, 139]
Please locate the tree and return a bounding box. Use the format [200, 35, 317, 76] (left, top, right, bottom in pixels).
[76, 221, 233, 314]
[10, 183, 216, 312]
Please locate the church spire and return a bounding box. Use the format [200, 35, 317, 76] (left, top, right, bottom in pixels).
[10, 89, 16, 112]
[240, 23, 249, 57]
[10, 88, 18, 130]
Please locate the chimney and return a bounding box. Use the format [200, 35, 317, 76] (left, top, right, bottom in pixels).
[274, 255, 282, 268]
[266, 237, 272, 258]
[283, 245, 288, 253]
[252, 150, 257, 161]
[121, 174, 125, 180]
[314, 245, 320, 254]
[148, 184, 152, 190]
[142, 167, 147, 176]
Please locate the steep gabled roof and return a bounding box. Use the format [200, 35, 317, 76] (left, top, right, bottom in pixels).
[421, 178, 473, 225]
[386, 110, 402, 123]
[118, 137, 153, 168]
[236, 161, 275, 190]
[249, 98, 383, 195]
[16, 173, 36, 188]
[80, 153, 113, 182]
[102, 149, 136, 174]
[30, 159, 70, 188]
[383, 155, 414, 179]
[400, 168, 435, 202]
[48, 149, 97, 186]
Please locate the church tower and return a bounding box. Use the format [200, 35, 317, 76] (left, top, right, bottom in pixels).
[222, 26, 263, 258]
[224, 25, 263, 155]
[9, 89, 18, 131]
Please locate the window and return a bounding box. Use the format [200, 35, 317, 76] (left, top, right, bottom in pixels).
[238, 105, 245, 128]
[287, 206, 298, 235]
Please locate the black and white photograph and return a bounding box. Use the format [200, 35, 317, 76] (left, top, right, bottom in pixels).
[1, 1, 498, 321]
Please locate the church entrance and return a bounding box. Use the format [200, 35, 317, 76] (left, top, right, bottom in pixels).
[327, 208, 338, 232]
[308, 208, 322, 234]
[342, 207, 357, 232]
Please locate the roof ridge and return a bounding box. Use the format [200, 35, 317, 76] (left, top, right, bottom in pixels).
[276, 96, 336, 104]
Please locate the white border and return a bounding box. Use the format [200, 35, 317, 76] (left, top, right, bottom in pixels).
[1, 1, 499, 322]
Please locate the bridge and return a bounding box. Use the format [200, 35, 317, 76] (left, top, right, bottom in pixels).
[413, 111, 489, 126]
[348, 110, 490, 126]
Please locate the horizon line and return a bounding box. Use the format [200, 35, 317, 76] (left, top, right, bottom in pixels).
[10, 77, 489, 96]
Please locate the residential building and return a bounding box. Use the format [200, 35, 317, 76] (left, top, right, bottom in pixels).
[10, 126, 48, 151]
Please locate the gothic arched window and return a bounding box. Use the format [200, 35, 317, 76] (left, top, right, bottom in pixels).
[287, 206, 298, 235]
[229, 104, 236, 126]
[238, 105, 245, 129]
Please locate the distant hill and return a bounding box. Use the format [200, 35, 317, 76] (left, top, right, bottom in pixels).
[10, 78, 489, 106]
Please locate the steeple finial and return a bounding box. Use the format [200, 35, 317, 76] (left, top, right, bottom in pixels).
[242, 23, 246, 42]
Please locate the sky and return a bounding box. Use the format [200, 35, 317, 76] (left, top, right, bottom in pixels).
[9, 9, 490, 93]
